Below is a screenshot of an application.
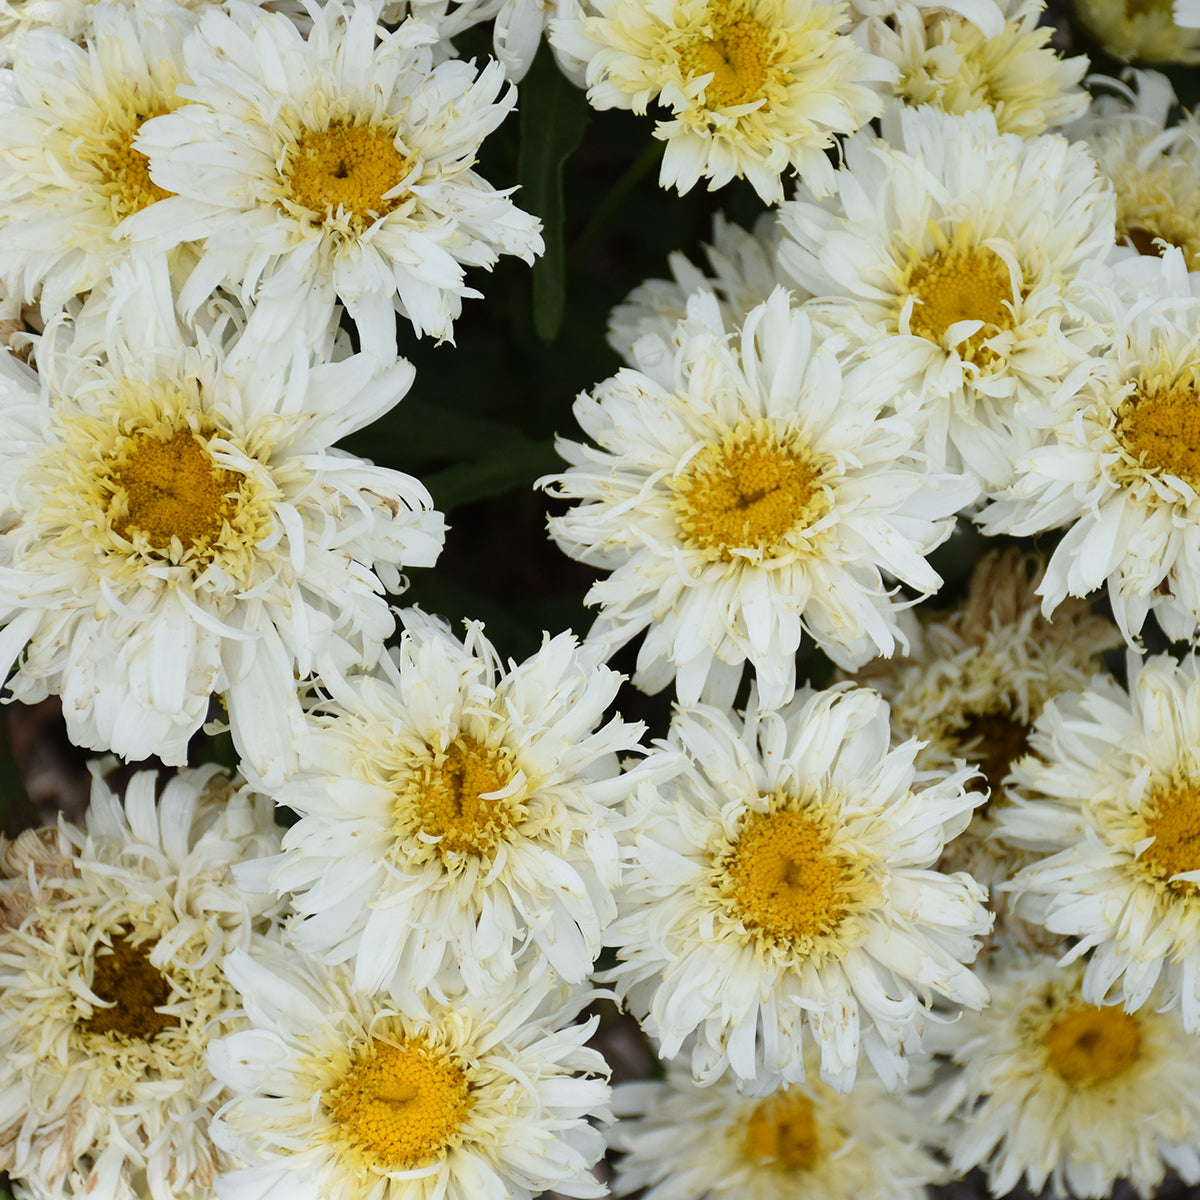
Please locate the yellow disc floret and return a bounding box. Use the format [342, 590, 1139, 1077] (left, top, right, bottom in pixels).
[671, 419, 831, 563]
[904, 242, 1018, 362]
[105, 427, 238, 556]
[282, 121, 412, 231]
[679, 3, 778, 109]
[1115, 377, 1200, 491]
[1042, 1003, 1142, 1086]
[712, 793, 875, 958]
[92, 103, 175, 221]
[743, 1090, 823, 1170]
[398, 735, 520, 859]
[325, 1033, 473, 1171]
[1139, 780, 1200, 894]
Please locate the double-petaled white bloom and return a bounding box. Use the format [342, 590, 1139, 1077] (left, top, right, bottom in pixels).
[861, 0, 1089, 136]
[130, 0, 542, 354]
[609, 1052, 946, 1200]
[777, 107, 1116, 489]
[935, 953, 1200, 1199]
[543, 288, 977, 709]
[997, 652, 1200, 1033]
[208, 940, 611, 1200]
[0, 1, 195, 313]
[0, 761, 282, 1200]
[549, 0, 892, 203]
[0, 259, 443, 777]
[605, 684, 991, 1094]
[238, 608, 643, 1001]
[979, 248, 1200, 647]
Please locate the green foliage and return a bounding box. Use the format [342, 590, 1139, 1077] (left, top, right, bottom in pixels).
[518, 47, 590, 341]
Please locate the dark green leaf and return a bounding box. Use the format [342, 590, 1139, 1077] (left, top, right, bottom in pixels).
[424, 439, 562, 512]
[517, 48, 590, 342]
[350, 398, 529, 461]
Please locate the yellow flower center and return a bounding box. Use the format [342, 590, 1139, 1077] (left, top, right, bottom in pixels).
[904, 243, 1018, 362]
[282, 121, 412, 231]
[104, 427, 239, 559]
[1043, 1004, 1142, 1086]
[93, 106, 175, 220]
[717, 805, 853, 948]
[671, 421, 830, 562]
[403, 735, 519, 859]
[1140, 780, 1200, 894]
[1115, 380, 1200, 490]
[325, 1034, 473, 1171]
[81, 930, 177, 1041]
[743, 1091, 821, 1170]
[679, 4, 777, 108]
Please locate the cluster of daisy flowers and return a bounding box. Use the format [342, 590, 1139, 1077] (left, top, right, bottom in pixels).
[4, 0, 1200, 1195]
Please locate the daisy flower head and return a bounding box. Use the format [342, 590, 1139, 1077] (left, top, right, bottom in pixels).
[608, 1052, 946, 1200]
[936, 952, 1200, 1198]
[0, 257, 444, 779]
[978, 248, 1200, 647]
[543, 288, 977, 709]
[776, 107, 1117, 489]
[861, 0, 1089, 137]
[0, 0, 196, 314]
[130, 0, 542, 354]
[548, 0, 893, 203]
[239, 607, 644, 1001]
[207, 938, 611, 1200]
[1070, 70, 1200, 270]
[605, 683, 991, 1094]
[606, 211, 795, 370]
[0, 760, 282, 1200]
[996, 652, 1200, 1032]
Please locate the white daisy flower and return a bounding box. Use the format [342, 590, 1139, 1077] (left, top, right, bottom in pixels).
[129, 0, 542, 354]
[542, 288, 977, 708]
[776, 107, 1116, 489]
[0, 760, 282, 1200]
[609, 1052, 945, 1200]
[605, 684, 991, 1094]
[1069, 70, 1200, 271]
[0, 258, 444, 778]
[978, 248, 1200, 647]
[548, 0, 892, 203]
[207, 939, 611, 1200]
[238, 607, 644, 1000]
[996, 652, 1200, 1032]
[936, 953, 1200, 1199]
[607, 211, 794, 370]
[861, 0, 1089, 137]
[0, 1, 195, 314]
